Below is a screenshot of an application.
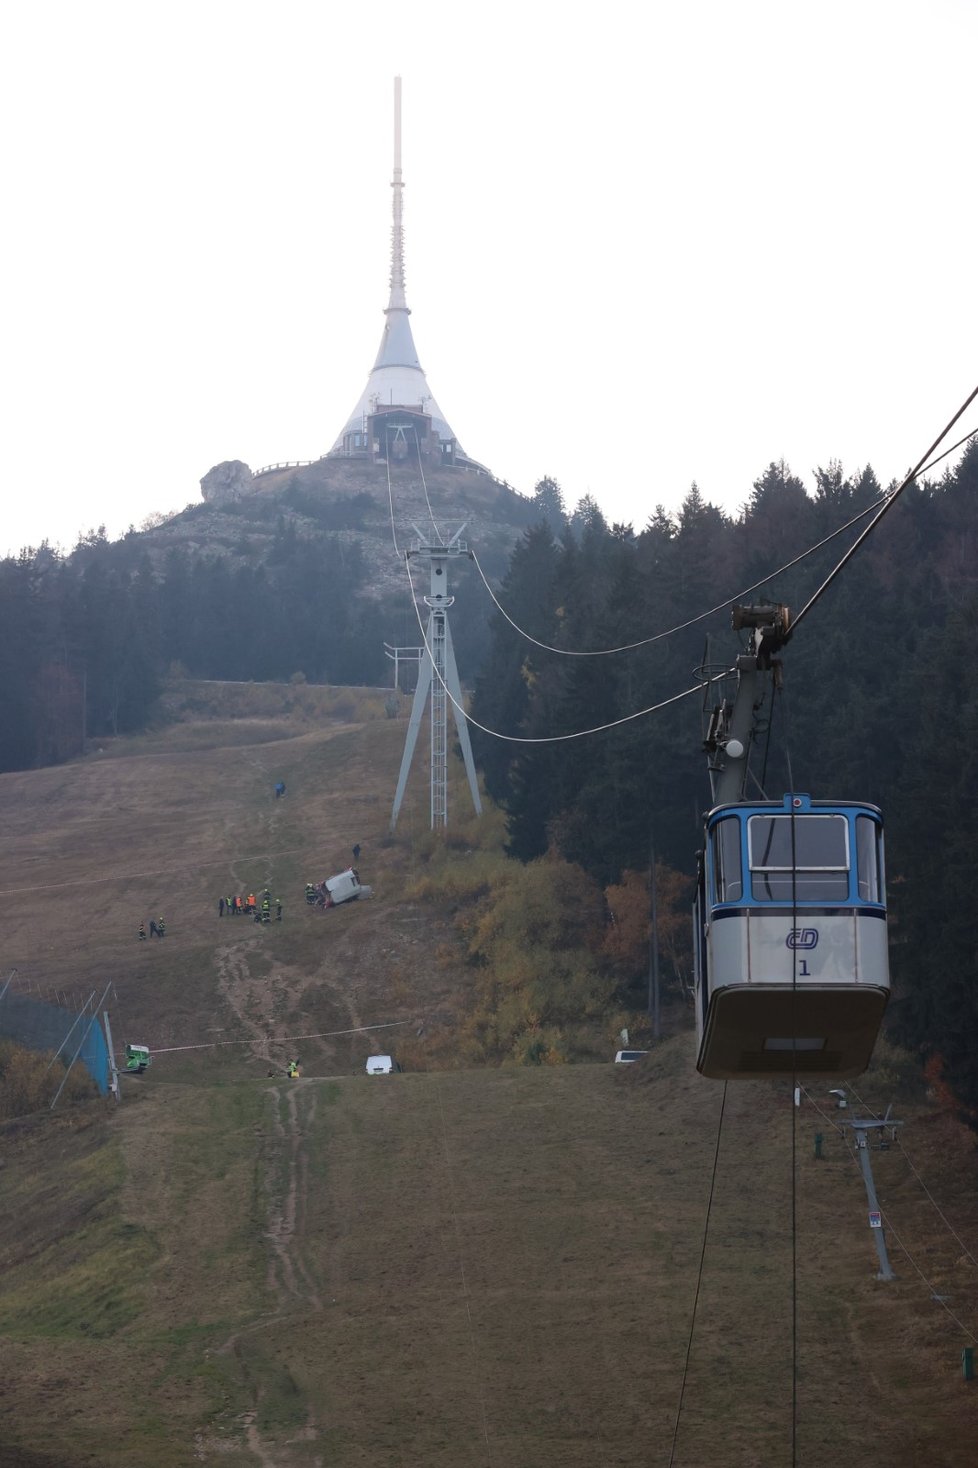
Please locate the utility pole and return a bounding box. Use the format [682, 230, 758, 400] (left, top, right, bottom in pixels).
[648, 834, 661, 1038]
[102, 1009, 120, 1102]
[844, 1108, 902, 1281]
[390, 531, 482, 831]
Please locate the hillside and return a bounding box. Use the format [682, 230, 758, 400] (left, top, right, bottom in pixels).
[151, 456, 539, 597]
[2, 687, 978, 1466]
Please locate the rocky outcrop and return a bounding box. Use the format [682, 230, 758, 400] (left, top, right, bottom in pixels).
[200, 460, 254, 506]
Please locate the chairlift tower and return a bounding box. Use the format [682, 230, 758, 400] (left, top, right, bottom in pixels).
[845, 1107, 902, 1281]
[390, 531, 482, 831]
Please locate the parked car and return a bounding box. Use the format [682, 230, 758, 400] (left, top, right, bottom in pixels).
[365, 1055, 401, 1075]
[614, 1049, 650, 1064]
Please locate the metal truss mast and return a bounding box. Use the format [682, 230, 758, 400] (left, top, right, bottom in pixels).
[390, 532, 482, 831]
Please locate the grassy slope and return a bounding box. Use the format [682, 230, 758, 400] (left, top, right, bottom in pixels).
[2, 688, 978, 1465]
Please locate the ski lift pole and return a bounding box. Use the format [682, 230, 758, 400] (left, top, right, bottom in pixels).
[102, 1009, 120, 1101]
[847, 1112, 902, 1281]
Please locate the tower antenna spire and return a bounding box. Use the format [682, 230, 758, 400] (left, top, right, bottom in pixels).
[389, 75, 406, 310]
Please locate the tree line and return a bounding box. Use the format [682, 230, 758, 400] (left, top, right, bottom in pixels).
[0, 517, 391, 771]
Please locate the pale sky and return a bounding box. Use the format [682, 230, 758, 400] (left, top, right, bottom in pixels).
[1, 0, 974, 557]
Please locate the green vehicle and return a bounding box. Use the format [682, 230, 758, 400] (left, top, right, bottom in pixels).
[125, 1043, 151, 1074]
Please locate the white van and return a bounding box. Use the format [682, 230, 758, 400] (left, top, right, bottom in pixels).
[365, 1055, 400, 1075]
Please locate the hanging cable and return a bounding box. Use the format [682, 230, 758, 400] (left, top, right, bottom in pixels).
[879, 1208, 978, 1345]
[385, 447, 402, 558]
[403, 555, 727, 744]
[668, 1081, 728, 1468]
[893, 1141, 978, 1271]
[789, 384, 978, 637]
[470, 495, 888, 658]
[413, 426, 445, 545]
[917, 424, 978, 479]
[468, 419, 978, 664]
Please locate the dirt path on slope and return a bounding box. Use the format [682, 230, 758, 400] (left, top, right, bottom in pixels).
[205, 1078, 326, 1467]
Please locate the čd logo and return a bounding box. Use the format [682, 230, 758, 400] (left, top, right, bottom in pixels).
[786, 928, 819, 950]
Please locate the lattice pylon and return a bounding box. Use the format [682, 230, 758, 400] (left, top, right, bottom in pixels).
[390, 539, 482, 831]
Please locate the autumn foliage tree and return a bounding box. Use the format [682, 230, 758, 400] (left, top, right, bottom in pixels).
[603, 864, 693, 996]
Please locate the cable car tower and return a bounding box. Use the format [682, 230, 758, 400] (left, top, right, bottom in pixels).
[390, 530, 482, 831]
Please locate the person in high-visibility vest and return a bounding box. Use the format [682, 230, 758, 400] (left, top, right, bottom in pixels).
[287, 1060, 299, 1079]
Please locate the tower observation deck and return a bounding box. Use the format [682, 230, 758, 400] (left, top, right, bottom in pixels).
[329, 78, 483, 471]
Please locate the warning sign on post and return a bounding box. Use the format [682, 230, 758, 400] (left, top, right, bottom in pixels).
[869, 1210, 882, 1229]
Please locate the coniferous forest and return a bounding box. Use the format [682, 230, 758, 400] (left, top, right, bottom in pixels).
[3, 441, 978, 1112]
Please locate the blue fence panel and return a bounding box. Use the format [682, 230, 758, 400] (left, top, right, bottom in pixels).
[0, 993, 110, 1096]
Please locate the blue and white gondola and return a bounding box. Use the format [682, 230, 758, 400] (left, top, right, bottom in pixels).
[694, 793, 890, 1079]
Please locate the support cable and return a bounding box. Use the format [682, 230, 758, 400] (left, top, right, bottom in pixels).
[403, 556, 727, 744]
[891, 1143, 978, 1270]
[789, 385, 978, 637]
[470, 498, 888, 658]
[413, 426, 445, 545]
[877, 1208, 978, 1345]
[468, 420, 977, 664]
[385, 450, 401, 558]
[668, 1081, 728, 1468]
[918, 424, 978, 478]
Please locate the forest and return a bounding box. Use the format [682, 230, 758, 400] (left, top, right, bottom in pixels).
[2, 441, 977, 1111]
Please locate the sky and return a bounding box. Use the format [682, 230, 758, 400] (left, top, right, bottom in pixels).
[1, 0, 975, 557]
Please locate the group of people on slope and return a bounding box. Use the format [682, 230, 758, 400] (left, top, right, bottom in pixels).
[220, 891, 282, 922]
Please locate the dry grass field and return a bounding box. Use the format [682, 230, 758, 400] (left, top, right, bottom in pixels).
[2, 685, 978, 1466]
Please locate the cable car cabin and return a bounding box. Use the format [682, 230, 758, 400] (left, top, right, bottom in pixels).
[694, 794, 889, 1080]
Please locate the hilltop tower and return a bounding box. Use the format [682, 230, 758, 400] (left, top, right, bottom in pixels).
[329, 78, 480, 470]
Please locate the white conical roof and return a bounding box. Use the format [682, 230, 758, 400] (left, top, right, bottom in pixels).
[330, 78, 464, 455]
[331, 303, 460, 449]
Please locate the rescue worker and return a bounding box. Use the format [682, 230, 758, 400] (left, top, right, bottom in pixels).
[157, 917, 166, 938]
[305, 883, 316, 905]
[138, 921, 147, 941]
[287, 1059, 299, 1079]
[247, 893, 256, 914]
